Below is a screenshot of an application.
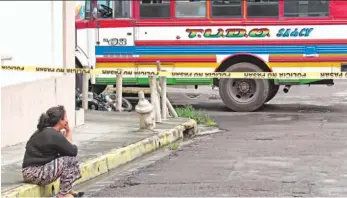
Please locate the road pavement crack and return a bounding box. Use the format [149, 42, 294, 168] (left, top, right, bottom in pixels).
[110, 178, 140, 188]
[139, 181, 225, 185]
[110, 180, 228, 188]
[251, 188, 270, 192]
[255, 138, 273, 141]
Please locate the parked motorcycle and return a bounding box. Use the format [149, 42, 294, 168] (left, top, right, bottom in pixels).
[75, 89, 112, 111]
[90, 92, 112, 111]
[101, 92, 133, 112]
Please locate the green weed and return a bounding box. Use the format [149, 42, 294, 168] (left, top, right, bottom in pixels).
[175, 105, 217, 127]
[167, 142, 180, 150]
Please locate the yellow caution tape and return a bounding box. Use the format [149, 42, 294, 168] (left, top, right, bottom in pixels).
[1, 65, 347, 79]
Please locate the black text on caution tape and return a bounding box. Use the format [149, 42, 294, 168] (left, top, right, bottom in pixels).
[1, 66, 25, 71]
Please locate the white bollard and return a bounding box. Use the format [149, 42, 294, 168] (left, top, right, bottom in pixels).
[160, 75, 167, 120]
[156, 82, 178, 118]
[149, 75, 161, 123]
[116, 74, 123, 112]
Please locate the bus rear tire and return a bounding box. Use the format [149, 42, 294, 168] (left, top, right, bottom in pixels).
[219, 62, 270, 112]
[265, 82, 280, 103]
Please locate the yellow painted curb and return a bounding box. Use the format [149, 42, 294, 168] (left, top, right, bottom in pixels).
[2, 119, 197, 198]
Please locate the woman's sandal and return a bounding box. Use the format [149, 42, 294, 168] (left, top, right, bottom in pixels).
[71, 192, 85, 197]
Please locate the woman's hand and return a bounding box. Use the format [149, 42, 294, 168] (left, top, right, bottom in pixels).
[65, 121, 71, 134]
[64, 121, 73, 143]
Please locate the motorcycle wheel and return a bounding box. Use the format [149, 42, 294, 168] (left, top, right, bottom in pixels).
[90, 104, 97, 110]
[122, 98, 133, 112]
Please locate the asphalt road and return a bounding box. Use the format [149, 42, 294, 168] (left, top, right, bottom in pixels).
[78, 82, 347, 197]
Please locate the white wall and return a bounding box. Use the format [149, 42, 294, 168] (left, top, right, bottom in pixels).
[0, 1, 77, 147]
[0, 1, 64, 86]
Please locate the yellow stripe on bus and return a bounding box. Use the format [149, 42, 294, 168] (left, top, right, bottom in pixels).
[96, 62, 218, 68]
[270, 54, 347, 57]
[139, 55, 217, 58]
[97, 62, 342, 69]
[268, 62, 341, 68]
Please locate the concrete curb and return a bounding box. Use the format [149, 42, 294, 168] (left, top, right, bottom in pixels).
[2, 119, 197, 198]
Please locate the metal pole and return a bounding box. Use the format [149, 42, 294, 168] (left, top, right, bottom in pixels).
[116, 74, 123, 112]
[82, 70, 89, 110]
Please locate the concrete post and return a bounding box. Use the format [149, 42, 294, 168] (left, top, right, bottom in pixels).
[160, 73, 167, 120]
[149, 75, 161, 123]
[156, 89, 161, 117]
[116, 74, 122, 112]
[155, 61, 162, 122]
[156, 82, 178, 118]
[149, 75, 155, 105]
[167, 107, 170, 117]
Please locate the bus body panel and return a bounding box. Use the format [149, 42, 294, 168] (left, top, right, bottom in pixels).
[75, 0, 347, 86]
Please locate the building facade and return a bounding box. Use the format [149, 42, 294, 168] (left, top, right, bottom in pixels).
[0, 1, 77, 147]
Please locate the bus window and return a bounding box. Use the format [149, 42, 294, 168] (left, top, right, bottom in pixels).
[140, 0, 171, 19]
[247, 0, 279, 18]
[97, 0, 131, 19]
[84, 1, 91, 19]
[284, 0, 329, 17]
[175, 0, 206, 18]
[211, 0, 242, 18]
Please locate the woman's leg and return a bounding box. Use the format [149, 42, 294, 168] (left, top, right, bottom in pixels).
[57, 156, 82, 196]
[23, 156, 82, 196]
[22, 158, 63, 186]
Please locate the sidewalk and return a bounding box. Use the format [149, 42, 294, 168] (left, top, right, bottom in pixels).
[1, 110, 197, 197]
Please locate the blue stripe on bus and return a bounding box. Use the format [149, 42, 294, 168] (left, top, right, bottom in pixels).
[95, 45, 347, 56]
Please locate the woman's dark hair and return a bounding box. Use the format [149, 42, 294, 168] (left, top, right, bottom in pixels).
[37, 105, 66, 131]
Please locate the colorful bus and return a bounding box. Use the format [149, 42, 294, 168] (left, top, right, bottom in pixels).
[75, 0, 347, 112]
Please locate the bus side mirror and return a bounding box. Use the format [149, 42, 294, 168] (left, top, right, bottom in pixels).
[92, 7, 98, 19]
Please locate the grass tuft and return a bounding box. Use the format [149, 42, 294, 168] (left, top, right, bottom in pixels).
[175, 105, 217, 127]
[167, 142, 180, 150]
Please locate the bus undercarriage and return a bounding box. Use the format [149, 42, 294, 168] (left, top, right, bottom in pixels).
[75, 54, 340, 112]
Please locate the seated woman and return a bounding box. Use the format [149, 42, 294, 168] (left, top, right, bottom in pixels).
[22, 105, 84, 198]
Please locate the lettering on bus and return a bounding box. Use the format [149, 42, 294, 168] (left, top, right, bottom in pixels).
[186, 28, 270, 39]
[103, 38, 127, 46]
[276, 28, 313, 38]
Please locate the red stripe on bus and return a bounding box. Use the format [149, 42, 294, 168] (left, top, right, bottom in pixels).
[96, 57, 217, 63]
[76, 19, 347, 29]
[269, 56, 347, 62]
[76, 20, 89, 29]
[135, 39, 347, 46]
